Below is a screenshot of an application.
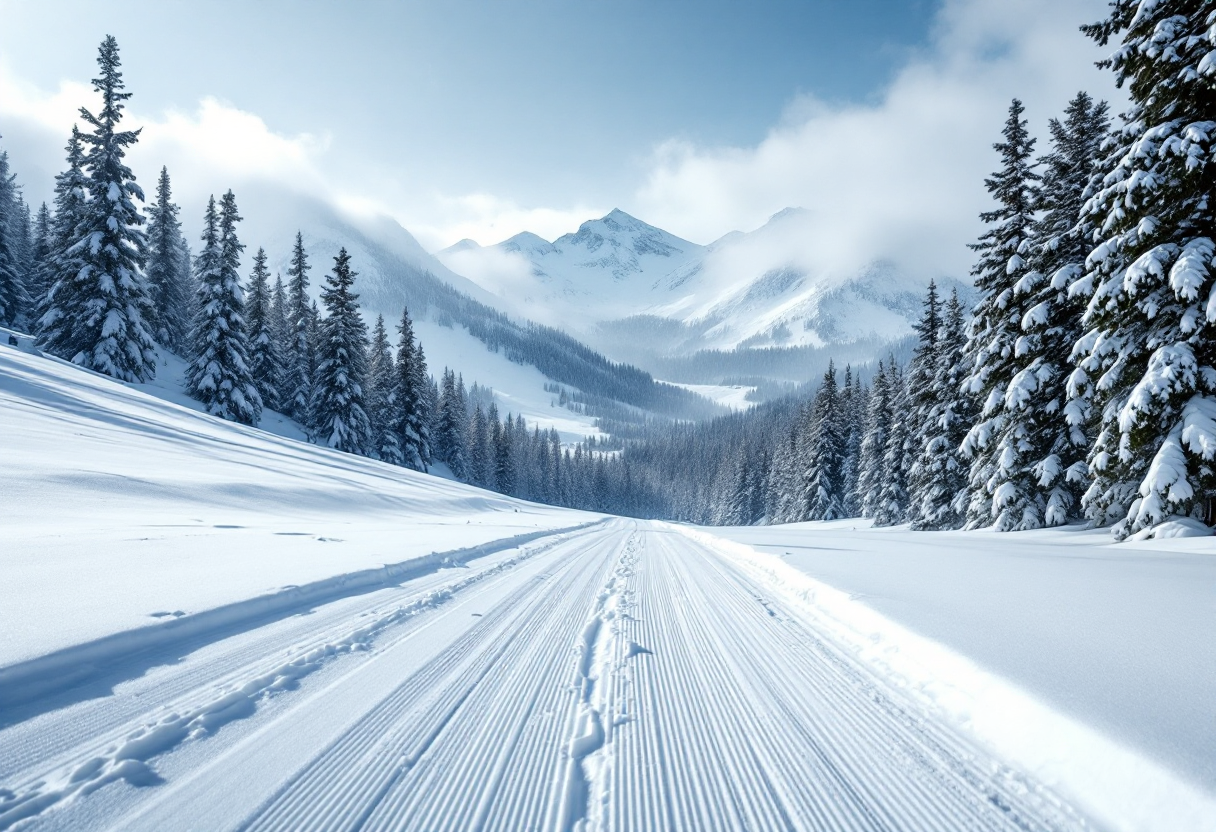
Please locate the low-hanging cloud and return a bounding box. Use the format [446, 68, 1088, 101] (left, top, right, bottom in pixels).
[633, 0, 1121, 281]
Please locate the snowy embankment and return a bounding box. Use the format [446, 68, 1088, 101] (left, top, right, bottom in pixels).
[0, 341, 602, 701]
[686, 521, 1216, 831]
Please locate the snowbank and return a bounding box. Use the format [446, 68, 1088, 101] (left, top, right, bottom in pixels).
[0, 344, 602, 678]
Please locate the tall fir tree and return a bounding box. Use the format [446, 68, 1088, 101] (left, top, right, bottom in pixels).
[913, 290, 973, 529]
[185, 193, 261, 424]
[269, 272, 290, 374]
[144, 167, 191, 350]
[394, 306, 431, 471]
[366, 314, 403, 464]
[1068, 4, 1216, 536]
[874, 362, 909, 526]
[0, 146, 27, 329]
[801, 362, 846, 520]
[283, 232, 314, 424]
[28, 202, 52, 316]
[245, 247, 282, 411]
[495, 412, 516, 496]
[960, 98, 1041, 530]
[37, 128, 89, 333]
[435, 369, 468, 479]
[40, 36, 156, 381]
[906, 281, 943, 527]
[311, 247, 371, 454]
[857, 361, 890, 518]
[839, 367, 864, 517]
[1002, 91, 1111, 527]
[468, 403, 492, 488]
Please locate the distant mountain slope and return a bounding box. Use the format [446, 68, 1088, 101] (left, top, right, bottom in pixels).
[226, 185, 719, 425]
[437, 207, 972, 386]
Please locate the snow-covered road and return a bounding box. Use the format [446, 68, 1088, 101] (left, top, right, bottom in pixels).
[0, 520, 1096, 832]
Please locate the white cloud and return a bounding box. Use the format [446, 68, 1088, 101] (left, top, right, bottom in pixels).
[0, 0, 1123, 276]
[633, 0, 1122, 279]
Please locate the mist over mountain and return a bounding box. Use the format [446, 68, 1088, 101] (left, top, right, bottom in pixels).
[437, 206, 971, 386]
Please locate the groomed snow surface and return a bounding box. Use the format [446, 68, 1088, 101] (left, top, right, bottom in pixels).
[2, 340, 1214, 831]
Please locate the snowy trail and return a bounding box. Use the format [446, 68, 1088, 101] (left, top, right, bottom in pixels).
[0, 520, 1098, 831]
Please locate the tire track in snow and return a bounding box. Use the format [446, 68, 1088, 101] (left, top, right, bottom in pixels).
[2, 520, 1103, 831]
[235, 527, 632, 832]
[600, 528, 1096, 831]
[0, 528, 590, 832]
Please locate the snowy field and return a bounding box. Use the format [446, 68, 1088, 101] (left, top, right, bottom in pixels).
[666, 381, 757, 411]
[3, 341, 1214, 831]
[0, 344, 601, 673]
[710, 521, 1216, 792]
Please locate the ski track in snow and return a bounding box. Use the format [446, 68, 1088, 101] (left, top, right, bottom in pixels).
[0, 520, 1102, 831]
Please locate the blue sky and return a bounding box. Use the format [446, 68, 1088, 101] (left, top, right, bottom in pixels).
[0, 0, 935, 202]
[1, 0, 1114, 269]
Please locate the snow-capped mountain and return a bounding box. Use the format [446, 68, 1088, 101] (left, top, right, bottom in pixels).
[440, 209, 706, 323]
[437, 207, 970, 384]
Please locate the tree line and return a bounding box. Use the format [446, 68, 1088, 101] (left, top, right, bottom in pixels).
[590, 3, 1216, 538]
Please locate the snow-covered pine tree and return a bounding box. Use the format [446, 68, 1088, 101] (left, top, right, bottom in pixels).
[960, 98, 1041, 530]
[394, 306, 431, 471]
[839, 366, 864, 517]
[184, 192, 261, 425]
[36, 128, 89, 335]
[270, 273, 289, 361]
[913, 289, 974, 529]
[1065, 4, 1216, 536]
[27, 202, 52, 318]
[245, 247, 282, 411]
[801, 361, 846, 520]
[366, 314, 402, 464]
[144, 167, 191, 351]
[436, 368, 468, 479]
[468, 403, 492, 488]
[857, 361, 890, 518]
[41, 37, 156, 380]
[999, 91, 1111, 527]
[906, 281, 943, 527]
[874, 361, 909, 526]
[283, 232, 314, 423]
[495, 412, 516, 495]
[311, 247, 370, 455]
[0, 146, 27, 329]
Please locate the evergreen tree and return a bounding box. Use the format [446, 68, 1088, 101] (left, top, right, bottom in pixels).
[913, 290, 974, 529]
[270, 273, 289, 363]
[468, 403, 492, 488]
[311, 248, 370, 454]
[801, 362, 846, 520]
[999, 91, 1111, 527]
[27, 202, 52, 317]
[858, 361, 890, 518]
[436, 369, 468, 478]
[961, 99, 1041, 529]
[144, 167, 191, 350]
[185, 193, 261, 425]
[283, 232, 314, 423]
[245, 247, 282, 411]
[394, 306, 431, 471]
[495, 413, 516, 495]
[874, 362, 909, 526]
[40, 36, 157, 381]
[37, 128, 89, 335]
[905, 281, 942, 526]
[366, 314, 402, 464]
[0, 146, 27, 329]
[1068, 4, 1216, 536]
